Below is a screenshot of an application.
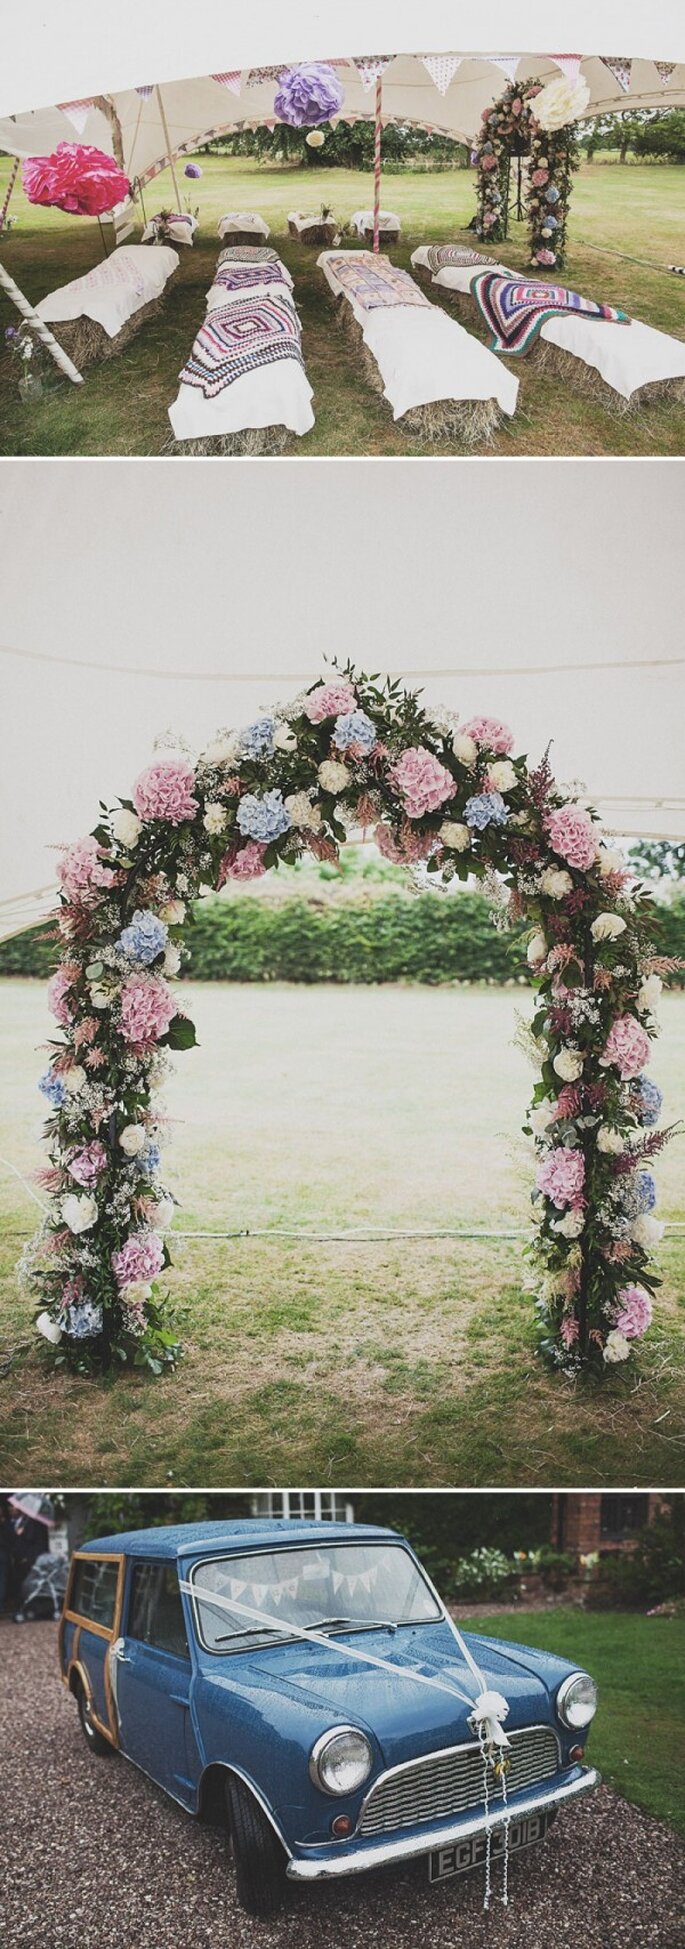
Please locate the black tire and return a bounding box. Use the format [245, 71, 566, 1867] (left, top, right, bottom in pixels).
[77, 1683, 113, 1758]
[225, 1776, 287, 1918]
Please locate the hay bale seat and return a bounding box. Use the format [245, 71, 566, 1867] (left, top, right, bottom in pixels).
[220, 227, 269, 249]
[165, 426, 289, 457]
[288, 215, 339, 247]
[50, 291, 169, 371]
[357, 222, 401, 245]
[329, 291, 502, 449]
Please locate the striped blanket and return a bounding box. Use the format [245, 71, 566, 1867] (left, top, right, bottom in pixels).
[471, 270, 629, 356]
[213, 261, 291, 296]
[217, 245, 279, 266]
[179, 296, 304, 399]
[328, 254, 430, 311]
[426, 245, 497, 275]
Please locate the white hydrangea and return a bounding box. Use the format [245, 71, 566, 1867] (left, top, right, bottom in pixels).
[111, 808, 142, 849]
[530, 1100, 556, 1137]
[487, 760, 517, 794]
[61, 1193, 98, 1234]
[553, 1047, 584, 1082]
[203, 803, 227, 836]
[119, 1125, 147, 1157]
[598, 847, 626, 878]
[631, 1213, 665, 1250]
[539, 867, 572, 900]
[149, 1196, 176, 1233]
[451, 732, 478, 768]
[161, 899, 186, 926]
[163, 942, 182, 977]
[284, 792, 322, 830]
[551, 1207, 585, 1239]
[318, 759, 350, 794]
[202, 732, 242, 767]
[439, 821, 471, 852]
[63, 1066, 87, 1095]
[596, 1125, 624, 1154]
[603, 1328, 631, 1365]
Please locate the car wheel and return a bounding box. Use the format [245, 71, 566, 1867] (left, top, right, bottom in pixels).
[225, 1776, 287, 1917]
[77, 1684, 113, 1758]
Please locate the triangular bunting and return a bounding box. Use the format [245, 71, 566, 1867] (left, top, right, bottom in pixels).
[352, 54, 395, 92]
[420, 54, 462, 96]
[601, 56, 633, 93]
[58, 99, 94, 135]
[247, 65, 285, 87]
[548, 54, 583, 82]
[212, 71, 242, 95]
[485, 55, 520, 84]
[135, 85, 154, 101]
[655, 61, 676, 86]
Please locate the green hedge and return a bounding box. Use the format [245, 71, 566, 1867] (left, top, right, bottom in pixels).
[3, 892, 685, 987]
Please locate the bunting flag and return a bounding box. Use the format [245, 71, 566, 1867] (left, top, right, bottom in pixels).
[247, 65, 285, 87]
[483, 55, 520, 84]
[549, 54, 583, 82]
[135, 86, 154, 101]
[57, 99, 94, 135]
[655, 61, 676, 86]
[420, 54, 462, 96]
[211, 71, 242, 95]
[601, 56, 633, 94]
[352, 54, 396, 92]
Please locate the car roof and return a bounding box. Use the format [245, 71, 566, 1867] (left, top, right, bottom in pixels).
[79, 1520, 399, 1559]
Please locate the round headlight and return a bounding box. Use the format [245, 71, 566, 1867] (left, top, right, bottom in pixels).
[557, 1672, 598, 1730]
[309, 1726, 373, 1797]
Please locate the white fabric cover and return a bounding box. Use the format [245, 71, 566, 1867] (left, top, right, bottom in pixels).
[318, 251, 518, 419]
[36, 243, 178, 338]
[141, 212, 198, 245]
[351, 211, 402, 237]
[218, 212, 270, 238]
[288, 212, 340, 238]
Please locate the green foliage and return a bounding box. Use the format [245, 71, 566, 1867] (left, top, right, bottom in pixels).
[354, 1492, 552, 1589]
[203, 123, 465, 171]
[587, 1505, 685, 1611]
[629, 839, 685, 882]
[80, 1491, 253, 1540]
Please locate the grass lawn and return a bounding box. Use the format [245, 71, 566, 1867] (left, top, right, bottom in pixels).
[478, 1608, 685, 1835]
[1, 156, 684, 456]
[1, 979, 683, 1488]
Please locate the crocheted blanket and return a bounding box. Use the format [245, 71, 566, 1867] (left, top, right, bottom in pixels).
[213, 261, 291, 296]
[470, 270, 630, 356]
[426, 245, 497, 275]
[179, 296, 304, 399]
[217, 245, 279, 266]
[328, 254, 430, 311]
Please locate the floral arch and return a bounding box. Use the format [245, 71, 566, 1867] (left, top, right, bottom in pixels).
[475, 75, 583, 270]
[26, 665, 672, 1379]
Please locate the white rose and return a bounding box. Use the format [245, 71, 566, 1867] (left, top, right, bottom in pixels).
[61, 1193, 98, 1234]
[111, 808, 142, 849]
[530, 1101, 556, 1136]
[439, 821, 471, 852]
[163, 942, 182, 977]
[36, 1311, 62, 1345]
[598, 847, 626, 878]
[539, 867, 572, 900]
[596, 1125, 624, 1154]
[534, 74, 591, 132]
[119, 1124, 147, 1157]
[284, 792, 322, 830]
[161, 899, 186, 926]
[63, 1066, 86, 1095]
[603, 1328, 631, 1365]
[202, 733, 241, 767]
[638, 974, 662, 1015]
[89, 985, 111, 1010]
[318, 759, 350, 794]
[273, 724, 297, 752]
[120, 1281, 153, 1304]
[527, 931, 547, 967]
[487, 760, 517, 793]
[631, 1213, 665, 1250]
[452, 732, 478, 768]
[203, 803, 227, 836]
[552, 1207, 585, 1239]
[149, 1196, 175, 1232]
[553, 1047, 584, 1082]
[591, 912, 627, 943]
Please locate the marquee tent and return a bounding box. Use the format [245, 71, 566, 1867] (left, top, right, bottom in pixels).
[1, 1, 685, 183]
[0, 459, 682, 934]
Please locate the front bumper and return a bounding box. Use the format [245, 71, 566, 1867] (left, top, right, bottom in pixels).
[286, 1764, 600, 1882]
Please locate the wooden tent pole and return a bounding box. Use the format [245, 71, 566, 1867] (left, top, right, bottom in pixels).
[155, 85, 182, 205]
[0, 260, 84, 383]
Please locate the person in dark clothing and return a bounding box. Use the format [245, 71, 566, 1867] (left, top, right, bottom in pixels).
[0, 1497, 17, 1615]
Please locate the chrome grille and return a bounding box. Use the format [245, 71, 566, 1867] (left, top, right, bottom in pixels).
[358, 1726, 560, 1837]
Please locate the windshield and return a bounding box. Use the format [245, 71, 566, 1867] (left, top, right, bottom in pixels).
[189, 1543, 441, 1653]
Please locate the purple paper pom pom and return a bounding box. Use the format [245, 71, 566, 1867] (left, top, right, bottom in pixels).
[184, 162, 202, 179]
[274, 62, 344, 129]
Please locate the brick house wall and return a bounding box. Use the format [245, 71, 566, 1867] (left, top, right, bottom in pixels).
[551, 1493, 667, 1557]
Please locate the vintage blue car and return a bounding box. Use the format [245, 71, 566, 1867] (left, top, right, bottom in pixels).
[59, 1520, 600, 1916]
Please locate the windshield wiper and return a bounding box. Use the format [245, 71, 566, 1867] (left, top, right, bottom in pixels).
[213, 1627, 280, 1643]
[308, 1617, 399, 1635]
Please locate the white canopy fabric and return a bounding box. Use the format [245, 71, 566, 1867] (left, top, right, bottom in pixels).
[1, 2, 685, 172]
[0, 458, 682, 924]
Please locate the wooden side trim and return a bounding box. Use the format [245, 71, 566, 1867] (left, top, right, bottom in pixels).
[60, 1552, 126, 1747]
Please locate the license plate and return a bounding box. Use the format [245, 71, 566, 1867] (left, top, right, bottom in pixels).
[428, 1811, 550, 1883]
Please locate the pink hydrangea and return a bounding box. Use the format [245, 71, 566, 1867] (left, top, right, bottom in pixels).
[531, 168, 549, 186]
[547, 804, 597, 871]
[57, 835, 116, 905]
[390, 746, 456, 819]
[600, 1015, 651, 1081]
[67, 1140, 108, 1187]
[112, 1229, 165, 1288]
[460, 716, 514, 755]
[614, 1284, 653, 1340]
[219, 841, 267, 882]
[536, 1145, 586, 1209]
[133, 759, 198, 826]
[47, 962, 78, 1026]
[304, 681, 357, 723]
[481, 154, 497, 171]
[535, 249, 556, 267]
[119, 974, 176, 1046]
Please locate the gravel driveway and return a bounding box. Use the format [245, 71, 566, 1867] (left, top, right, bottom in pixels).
[2, 1622, 683, 1949]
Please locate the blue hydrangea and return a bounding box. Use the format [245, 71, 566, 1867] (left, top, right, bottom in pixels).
[621, 1169, 657, 1219]
[332, 710, 377, 754]
[39, 1069, 67, 1108]
[631, 1074, 663, 1128]
[545, 185, 561, 205]
[118, 909, 168, 965]
[464, 791, 509, 831]
[237, 789, 291, 844]
[66, 1301, 103, 1340]
[240, 716, 276, 760]
[141, 1142, 162, 1178]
